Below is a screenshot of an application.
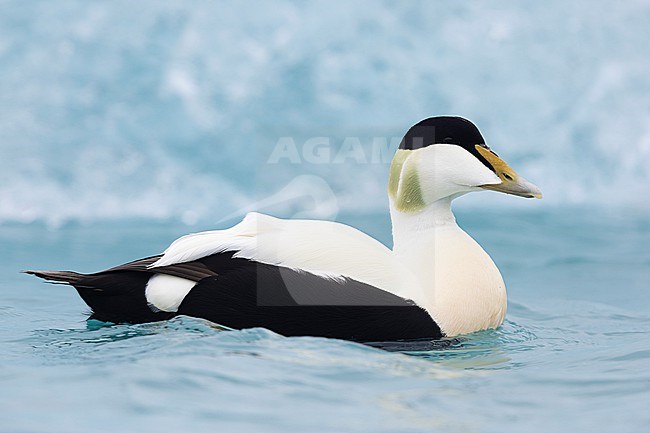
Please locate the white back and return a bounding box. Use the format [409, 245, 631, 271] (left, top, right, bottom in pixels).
[152, 212, 426, 305]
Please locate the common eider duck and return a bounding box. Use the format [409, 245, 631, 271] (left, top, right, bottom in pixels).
[27, 116, 541, 342]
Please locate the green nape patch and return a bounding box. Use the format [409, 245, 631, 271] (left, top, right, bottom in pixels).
[388, 150, 426, 212]
[388, 149, 410, 198]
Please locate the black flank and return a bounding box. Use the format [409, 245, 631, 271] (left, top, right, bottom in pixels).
[26, 252, 443, 342]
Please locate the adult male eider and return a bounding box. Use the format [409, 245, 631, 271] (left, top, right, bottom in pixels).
[27, 116, 541, 342]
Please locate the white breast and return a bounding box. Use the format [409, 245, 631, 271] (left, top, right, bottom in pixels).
[396, 224, 507, 336]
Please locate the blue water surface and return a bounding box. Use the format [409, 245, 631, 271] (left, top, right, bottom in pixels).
[1, 208, 649, 433]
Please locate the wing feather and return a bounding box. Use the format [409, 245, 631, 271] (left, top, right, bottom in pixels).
[150, 212, 426, 305]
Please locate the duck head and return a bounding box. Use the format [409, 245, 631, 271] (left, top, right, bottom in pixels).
[388, 116, 542, 212]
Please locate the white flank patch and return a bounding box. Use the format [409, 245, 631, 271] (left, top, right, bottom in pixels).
[145, 274, 197, 312]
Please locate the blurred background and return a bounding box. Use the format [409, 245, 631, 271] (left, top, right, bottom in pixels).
[1, 0, 649, 228]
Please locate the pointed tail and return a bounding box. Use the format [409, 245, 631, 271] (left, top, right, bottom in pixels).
[23, 270, 85, 285]
[24, 268, 174, 323]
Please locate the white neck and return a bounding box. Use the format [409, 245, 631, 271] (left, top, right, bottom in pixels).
[390, 196, 457, 253]
[389, 196, 508, 337]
